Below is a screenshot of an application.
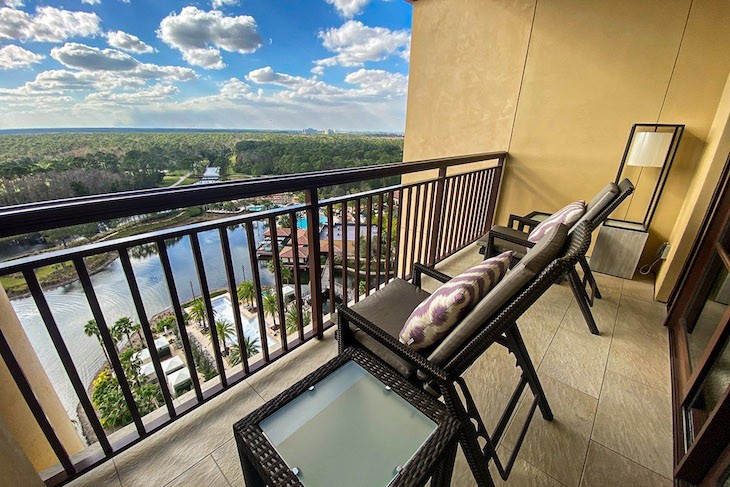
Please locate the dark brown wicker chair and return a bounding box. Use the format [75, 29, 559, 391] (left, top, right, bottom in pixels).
[337, 223, 592, 487]
[478, 179, 634, 335]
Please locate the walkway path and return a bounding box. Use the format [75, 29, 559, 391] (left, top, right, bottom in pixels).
[169, 172, 192, 187]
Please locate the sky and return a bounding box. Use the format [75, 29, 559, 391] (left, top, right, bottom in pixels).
[0, 0, 412, 131]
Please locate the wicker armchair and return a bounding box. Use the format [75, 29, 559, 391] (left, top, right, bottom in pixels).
[478, 179, 634, 335]
[337, 223, 592, 487]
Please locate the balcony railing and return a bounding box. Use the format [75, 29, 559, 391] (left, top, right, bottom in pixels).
[0, 151, 505, 485]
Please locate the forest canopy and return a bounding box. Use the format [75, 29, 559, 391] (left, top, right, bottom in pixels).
[0, 131, 404, 206]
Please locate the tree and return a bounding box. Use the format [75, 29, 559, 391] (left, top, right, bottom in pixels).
[189, 299, 214, 332]
[112, 317, 141, 348]
[214, 319, 235, 355]
[84, 319, 110, 364]
[278, 213, 292, 228]
[236, 281, 255, 308]
[262, 292, 279, 328]
[267, 259, 293, 283]
[284, 304, 310, 336]
[245, 335, 260, 358]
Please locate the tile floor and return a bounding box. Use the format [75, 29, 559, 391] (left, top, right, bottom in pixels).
[66, 244, 673, 487]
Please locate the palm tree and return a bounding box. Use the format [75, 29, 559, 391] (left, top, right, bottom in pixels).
[83, 319, 110, 364]
[244, 336, 260, 358]
[228, 336, 261, 365]
[236, 281, 255, 308]
[189, 299, 214, 332]
[267, 259, 293, 283]
[112, 317, 140, 348]
[214, 319, 235, 355]
[285, 305, 299, 336]
[262, 292, 279, 329]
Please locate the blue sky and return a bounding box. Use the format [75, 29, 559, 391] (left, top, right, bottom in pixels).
[0, 0, 412, 131]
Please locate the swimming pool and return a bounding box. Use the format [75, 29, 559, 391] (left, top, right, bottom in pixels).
[296, 214, 327, 229]
[210, 295, 276, 347]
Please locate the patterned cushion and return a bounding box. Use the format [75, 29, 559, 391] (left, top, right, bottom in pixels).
[527, 201, 586, 243]
[399, 251, 513, 350]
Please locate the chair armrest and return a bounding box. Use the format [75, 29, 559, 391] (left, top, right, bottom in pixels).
[337, 305, 448, 384]
[413, 263, 452, 288]
[508, 214, 541, 233]
[484, 228, 536, 260]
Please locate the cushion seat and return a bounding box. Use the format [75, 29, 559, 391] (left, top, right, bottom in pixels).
[348, 278, 431, 377]
[477, 225, 530, 258]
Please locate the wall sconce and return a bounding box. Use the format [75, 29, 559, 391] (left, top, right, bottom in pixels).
[613, 123, 684, 231]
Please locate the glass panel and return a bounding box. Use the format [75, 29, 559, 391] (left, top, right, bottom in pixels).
[259, 361, 437, 487]
[685, 334, 730, 440]
[686, 256, 729, 370]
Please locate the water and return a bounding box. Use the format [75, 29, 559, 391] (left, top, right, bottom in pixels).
[9, 222, 311, 419]
[209, 295, 276, 348]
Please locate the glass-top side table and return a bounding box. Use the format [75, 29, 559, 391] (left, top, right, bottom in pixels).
[234, 348, 461, 487]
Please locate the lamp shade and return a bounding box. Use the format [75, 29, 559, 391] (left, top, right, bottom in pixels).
[626, 131, 674, 168]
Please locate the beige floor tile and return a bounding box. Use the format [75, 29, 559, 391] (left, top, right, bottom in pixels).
[502, 376, 597, 487]
[164, 455, 230, 487]
[65, 459, 120, 487]
[580, 441, 671, 487]
[607, 325, 670, 393]
[621, 272, 656, 302]
[463, 375, 511, 434]
[453, 445, 564, 487]
[211, 437, 244, 486]
[245, 329, 338, 400]
[592, 371, 672, 479]
[114, 381, 264, 487]
[518, 299, 569, 364]
[615, 296, 668, 341]
[465, 345, 522, 398]
[539, 327, 611, 398]
[591, 272, 624, 306]
[559, 298, 618, 337]
[492, 447, 565, 487]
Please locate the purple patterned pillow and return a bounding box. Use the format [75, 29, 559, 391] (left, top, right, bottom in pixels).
[399, 251, 513, 350]
[527, 201, 586, 243]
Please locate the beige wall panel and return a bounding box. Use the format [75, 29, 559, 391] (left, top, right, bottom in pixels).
[403, 0, 535, 163]
[0, 285, 84, 471]
[500, 0, 690, 227]
[649, 0, 730, 277]
[656, 73, 730, 301]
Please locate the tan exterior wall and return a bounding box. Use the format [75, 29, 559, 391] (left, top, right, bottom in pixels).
[0, 285, 84, 472]
[0, 414, 45, 487]
[655, 73, 730, 301]
[404, 0, 730, 298]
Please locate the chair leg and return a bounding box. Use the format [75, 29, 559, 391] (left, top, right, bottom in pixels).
[568, 268, 600, 335]
[578, 256, 602, 303]
[505, 326, 553, 421]
[441, 381, 497, 487]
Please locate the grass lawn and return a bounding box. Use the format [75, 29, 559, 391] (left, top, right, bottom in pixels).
[158, 175, 200, 187]
[0, 263, 60, 293]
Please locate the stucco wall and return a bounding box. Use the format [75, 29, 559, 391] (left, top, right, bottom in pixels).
[404, 0, 730, 299]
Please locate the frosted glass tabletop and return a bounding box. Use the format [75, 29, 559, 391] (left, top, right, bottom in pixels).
[259, 361, 437, 487]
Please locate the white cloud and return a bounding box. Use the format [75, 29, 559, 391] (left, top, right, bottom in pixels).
[86, 84, 179, 105]
[345, 68, 407, 95]
[51, 43, 138, 71]
[157, 7, 263, 69]
[315, 21, 409, 69]
[0, 44, 44, 69]
[0, 6, 101, 43]
[81, 0, 101, 5]
[310, 65, 325, 76]
[106, 30, 155, 54]
[325, 0, 369, 19]
[211, 0, 238, 8]
[1, 0, 24, 7]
